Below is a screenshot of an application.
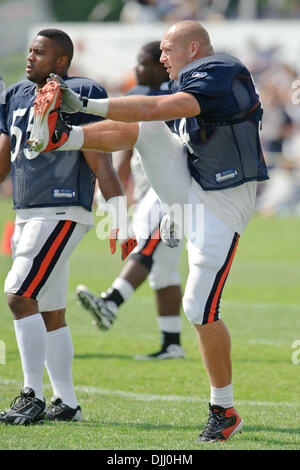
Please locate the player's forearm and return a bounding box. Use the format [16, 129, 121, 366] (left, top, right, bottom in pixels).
[96, 156, 123, 201]
[86, 95, 186, 122]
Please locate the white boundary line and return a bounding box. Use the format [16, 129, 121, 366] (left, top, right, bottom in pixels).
[1, 378, 300, 408]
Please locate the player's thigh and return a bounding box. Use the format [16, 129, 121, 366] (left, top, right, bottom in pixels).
[135, 121, 191, 208]
[183, 207, 239, 325]
[4, 219, 88, 302]
[38, 262, 69, 312]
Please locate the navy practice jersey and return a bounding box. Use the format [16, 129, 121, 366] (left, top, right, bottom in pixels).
[169, 53, 269, 189]
[0, 76, 107, 210]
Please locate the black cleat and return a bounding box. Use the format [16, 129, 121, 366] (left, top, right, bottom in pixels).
[76, 284, 117, 331]
[198, 403, 243, 442]
[134, 344, 185, 360]
[0, 387, 46, 426]
[45, 397, 82, 422]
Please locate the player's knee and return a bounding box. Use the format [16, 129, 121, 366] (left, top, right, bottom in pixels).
[139, 120, 165, 137]
[6, 292, 37, 317]
[148, 267, 181, 291]
[130, 252, 153, 271]
[182, 295, 204, 324]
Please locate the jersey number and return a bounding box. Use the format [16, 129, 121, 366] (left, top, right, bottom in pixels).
[10, 107, 39, 161]
[178, 118, 193, 154]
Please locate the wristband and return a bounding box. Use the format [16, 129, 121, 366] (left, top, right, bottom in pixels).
[85, 98, 109, 117]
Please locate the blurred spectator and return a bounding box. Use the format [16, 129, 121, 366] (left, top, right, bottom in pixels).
[162, 0, 202, 21]
[120, 0, 160, 22]
[245, 48, 300, 217]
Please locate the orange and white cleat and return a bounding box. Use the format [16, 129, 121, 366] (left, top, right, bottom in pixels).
[27, 79, 70, 153]
[198, 403, 243, 442]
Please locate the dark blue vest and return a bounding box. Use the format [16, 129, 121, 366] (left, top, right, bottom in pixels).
[171, 54, 269, 190]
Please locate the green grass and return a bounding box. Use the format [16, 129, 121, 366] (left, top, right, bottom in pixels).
[0, 196, 299, 451]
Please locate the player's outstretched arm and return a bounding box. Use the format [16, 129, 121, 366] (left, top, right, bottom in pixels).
[51, 73, 200, 122]
[28, 77, 200, 154]
[0, 133, 11, 183]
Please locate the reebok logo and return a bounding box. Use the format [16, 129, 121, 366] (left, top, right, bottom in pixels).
[192, 72, 207, 79]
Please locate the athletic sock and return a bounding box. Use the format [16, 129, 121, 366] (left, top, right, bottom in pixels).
[13, 314, 47, 401]
[112, 278, 134, 302]
[210, 383, 234, 409]
[60, 126, 84, 151]
[45, 326, 78, 409]
[157, 315, 182, 348]
[102, 277, 135, 313]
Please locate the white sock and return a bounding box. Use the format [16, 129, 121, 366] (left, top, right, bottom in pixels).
[59, 126, 84, 151]
[45, 326, 78, 409]
[157, 315, 182, 333]
[13, 314, 47, 401]
[112, 278, 134, 301]
[210, 383, 234, 409]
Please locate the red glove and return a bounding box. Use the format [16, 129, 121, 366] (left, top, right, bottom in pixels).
[109, 228, 137, 261]
[107, 196, 137, 261]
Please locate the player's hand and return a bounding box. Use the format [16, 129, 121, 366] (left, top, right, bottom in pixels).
[160, 214, 181, 248]
[109, 224, 137, 261]
[107, 196, 137, 260]
[48, 73, 86, 114]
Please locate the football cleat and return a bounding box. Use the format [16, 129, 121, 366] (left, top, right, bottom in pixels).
[45, 397, 82, 422]
[76, 284, 117, 331]
[0, 387, 46, 426]
[134, 344, 185, 360]
[198, 403, 243, 442]
[27, 79, 71, 153]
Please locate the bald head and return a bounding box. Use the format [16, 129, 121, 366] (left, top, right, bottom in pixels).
[160, 21, 214, 80]
[165, 21, 212, 51]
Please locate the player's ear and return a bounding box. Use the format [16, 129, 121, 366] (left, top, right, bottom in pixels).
[190, 41, 200, 59]
[56, 55, 68, 71]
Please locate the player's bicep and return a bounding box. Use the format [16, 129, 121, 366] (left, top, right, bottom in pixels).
[0, 132, 11, 182]
[157, 92, 201, 120]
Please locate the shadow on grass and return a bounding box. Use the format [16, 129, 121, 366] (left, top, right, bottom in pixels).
[72, 419, 200, 433]
[75, 353, 134, 360]
[74, 353, 196, 362]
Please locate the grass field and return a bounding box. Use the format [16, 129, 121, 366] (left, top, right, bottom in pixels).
[0, 195, 299, 452]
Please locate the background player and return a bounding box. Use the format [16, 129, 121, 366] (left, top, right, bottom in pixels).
[76, 41, 185, 360]
[0, 28, 134, 425]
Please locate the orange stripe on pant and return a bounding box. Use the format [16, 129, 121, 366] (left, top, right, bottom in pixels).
[22, 220, 73, 298]
[207, 234, 240, 323]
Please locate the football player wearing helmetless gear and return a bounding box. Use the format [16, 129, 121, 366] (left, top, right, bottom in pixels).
[0, 28, 135, 425]
[28, 21, 269, 441]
